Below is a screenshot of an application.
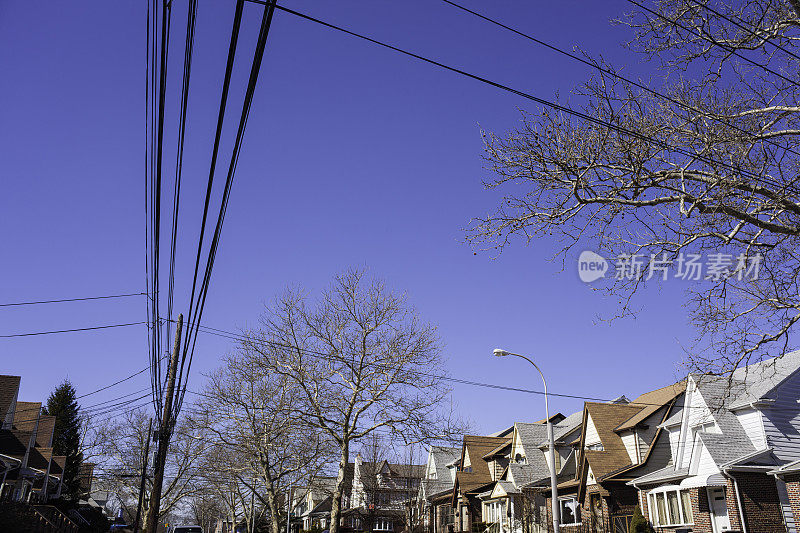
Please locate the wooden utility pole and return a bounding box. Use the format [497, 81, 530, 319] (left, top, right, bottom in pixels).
[133, 418, 153, 532]
[144, 313, 183, 533]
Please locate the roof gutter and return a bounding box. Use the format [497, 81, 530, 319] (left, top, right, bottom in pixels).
[722, 469, 748, 533]
[628, 471, 687, 489]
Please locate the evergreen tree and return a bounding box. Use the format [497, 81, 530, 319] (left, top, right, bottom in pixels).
[43, 380, 83, 500]
[629, 505, 654, 533]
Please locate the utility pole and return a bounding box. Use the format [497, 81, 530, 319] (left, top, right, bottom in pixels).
[144, 313, 183, 533]
[133, 418, 153, 533]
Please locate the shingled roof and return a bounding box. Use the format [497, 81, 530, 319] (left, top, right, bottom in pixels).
[582, 402, 643, 480]
[616, 382, 685, 432]
[0, 376, 21, 428]
[13, 401, 41, 432]
[452, 436, 509, 499]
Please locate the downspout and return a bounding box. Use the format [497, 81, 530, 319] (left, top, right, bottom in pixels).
[723, 470, 748, 533]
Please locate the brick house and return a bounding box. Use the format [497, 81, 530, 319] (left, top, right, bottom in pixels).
[629, 351, 800, 533]
[451, 435, 511, 532]
[484, 413, 583, 533]
[539, 383, 685, 532]
[0, 375, 66, 503]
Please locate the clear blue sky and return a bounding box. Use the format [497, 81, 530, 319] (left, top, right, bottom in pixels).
[1, 0, 694, 435]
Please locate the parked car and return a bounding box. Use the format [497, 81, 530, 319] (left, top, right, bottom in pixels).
[171, 526, 203, 533]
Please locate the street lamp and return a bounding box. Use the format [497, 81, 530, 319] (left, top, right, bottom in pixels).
[493, 349, 560, 533]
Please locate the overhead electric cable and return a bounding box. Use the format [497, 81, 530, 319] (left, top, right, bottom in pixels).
[0, 321, 146, 338]
[175, 0, 277, 417]
[0, 292, 146, 307]
[439, 0, 800, 176]
[250, 2, 800, 201]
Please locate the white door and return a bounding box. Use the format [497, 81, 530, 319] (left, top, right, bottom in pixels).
[708, 488, 731, 532]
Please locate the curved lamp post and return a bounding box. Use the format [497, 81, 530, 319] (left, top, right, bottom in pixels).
[493, 349, 559, 533]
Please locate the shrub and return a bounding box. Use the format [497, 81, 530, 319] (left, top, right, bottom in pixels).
[629, 505, 654, 533]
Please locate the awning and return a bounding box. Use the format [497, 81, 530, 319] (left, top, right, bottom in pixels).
[679, 473, 726, 488]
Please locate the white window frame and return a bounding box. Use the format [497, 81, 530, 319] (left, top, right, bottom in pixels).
[374, 518, 393, 531]
[647, 487, 693, 527]
[558, 497, 581, 526]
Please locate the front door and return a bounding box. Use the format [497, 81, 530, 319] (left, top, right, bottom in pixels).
[707, 488, 731, 532]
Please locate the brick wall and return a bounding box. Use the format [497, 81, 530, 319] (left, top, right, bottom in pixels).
[733, 472, 786, 533]
[692, 487, 713, 532]
[724, 478, 744, 531]
[784, 473, 800, 531]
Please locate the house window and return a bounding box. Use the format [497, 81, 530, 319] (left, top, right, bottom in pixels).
[514, 453, 526, 464]
[463, 466, 473, 473]
[586, 443, 604, 451]
[374, 518, 393, 531]
[482, 500, 507, 526]
[647, 488, 693, 526]
[347, 517, 362, 530]
[559, 498, 581, 526]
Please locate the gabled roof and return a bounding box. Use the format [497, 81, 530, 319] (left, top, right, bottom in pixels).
[0, 376, 20, 426]
[361, 459, 425, 479]
[580, 402, 643, 481]
[534, 413, 566, 425]
[616, 382, 686, 432]
[36, 416, 56, 448]
[698, 433, 756, 467]
[514, 423, 548, 454]
[728, 349, 800, 409]
[0, 429, 29, 461]
[50, 455, 66, 477]
[422, 446, 460, 499]
[548, 411, 584, 445]
[13, 401, 41, 432]
[28, 446, 52, 471]
[461, 435, 510, 481]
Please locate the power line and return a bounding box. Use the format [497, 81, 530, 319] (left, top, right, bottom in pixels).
[174, 0, 277, 418]
[0, 292, 146, 308]
[686, 0, 800, 65]
[176, 0, 247, 423]
[183, 322, 705, 410]
[439, 0, 800, 180]
[78, 357, 165, 399]
[623, 0, 800, 90]
[251, 1, 800, 202]
[0, 321, 146, 338]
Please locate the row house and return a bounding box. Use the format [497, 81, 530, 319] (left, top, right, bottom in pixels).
[629, 351, 800, 533]
[419, 445, 460, 533]
[291, 455, 424, 533]
[422, 413, 583, 533]
[542, 382, 685, 532]
[418, 349, 800, 532]
[0, 374, 66, 503]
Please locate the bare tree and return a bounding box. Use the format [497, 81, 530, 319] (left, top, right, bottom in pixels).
[467, 0, 800, 375]
[194, 349, 333, 533]
[92, 408, 207, 525]
[246, 268, 462, 533]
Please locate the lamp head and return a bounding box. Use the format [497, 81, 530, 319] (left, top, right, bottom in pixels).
[493, 348, 510, 357]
